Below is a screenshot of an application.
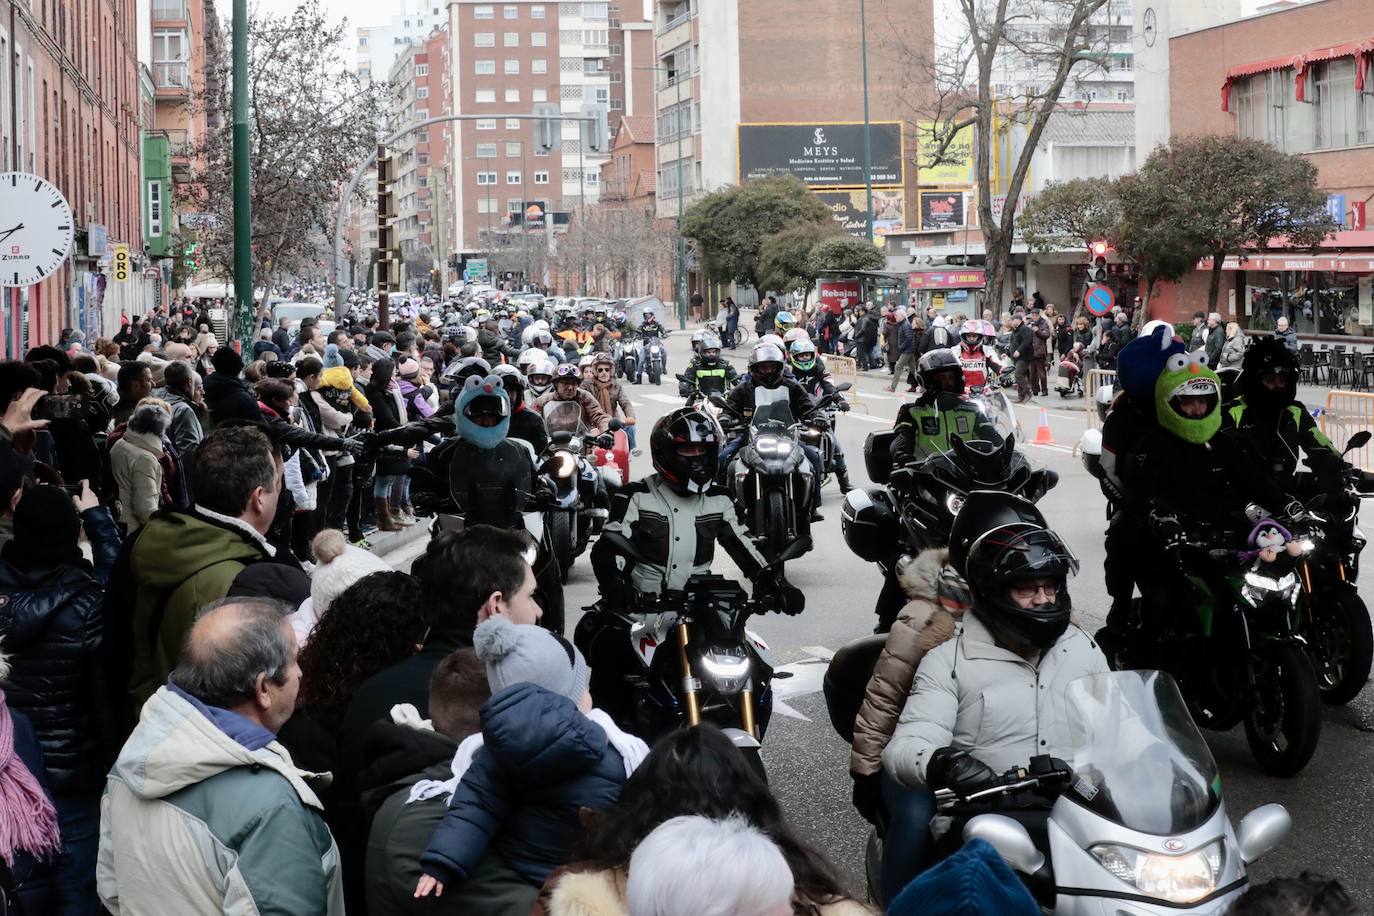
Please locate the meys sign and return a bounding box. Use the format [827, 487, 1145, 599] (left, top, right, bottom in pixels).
[738, 122, 903, 188]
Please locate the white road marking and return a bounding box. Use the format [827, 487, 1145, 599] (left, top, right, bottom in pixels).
[643, 393, 685, 405]
[770, 647, 836, 722]
[842, 412, 893, 425]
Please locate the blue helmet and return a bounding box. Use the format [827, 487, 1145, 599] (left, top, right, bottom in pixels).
[455, 374, 511, 449]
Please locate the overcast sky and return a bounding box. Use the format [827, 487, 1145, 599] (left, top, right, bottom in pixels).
[213, 0, 394, 32]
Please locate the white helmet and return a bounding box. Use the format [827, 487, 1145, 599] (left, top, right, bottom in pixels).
[758, 333, 786, 351]
[782, 327, 811, 346]
[516, 348, 547, 375]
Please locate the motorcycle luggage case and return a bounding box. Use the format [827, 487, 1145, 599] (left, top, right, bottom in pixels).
[841, 488, 899, 563]
[864, 430, 895, 485]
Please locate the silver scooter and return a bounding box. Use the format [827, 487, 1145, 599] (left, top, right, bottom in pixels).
[955, 670, 1289, 914]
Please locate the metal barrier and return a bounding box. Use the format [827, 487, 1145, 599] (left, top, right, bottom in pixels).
[1320, 389, 1374, 471]
[824, 354, 870, 414]
[1084, 369, 1118, 430]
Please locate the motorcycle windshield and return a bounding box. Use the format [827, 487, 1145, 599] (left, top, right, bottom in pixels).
[1065, 671, 1221, 835]
[965, 392, 1019, 444]
[752, 386, 795, 428]
[544, 400, 587, 436]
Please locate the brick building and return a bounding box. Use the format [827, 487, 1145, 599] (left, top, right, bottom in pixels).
[2, 0, 148, 352]
[1152, 0, 1374, 334]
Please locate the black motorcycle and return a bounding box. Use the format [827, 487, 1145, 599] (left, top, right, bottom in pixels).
[575, 532, 811, 771]
[537, 410, 619, 581]
[796, 383, 852, 488]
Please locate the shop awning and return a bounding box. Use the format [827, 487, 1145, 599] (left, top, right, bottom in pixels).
[1220, 37, 1374, 110]
[1199, 254, 1374, 272]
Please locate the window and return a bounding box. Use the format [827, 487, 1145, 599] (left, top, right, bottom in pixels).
[657, 100, 692, 139]
[584, 58, 603, 74]
[593, 86, 609, 104]
[508, 199, 524, 213]
[609, 44, 621, 56]
[476, 171, 498, 184]
[532, 58, 547, 74]
[475, 88, 496, 103]
[506, 142, 523, 156]
[359, 34, 368, 46]
[584, 29, 608, 46]
[532, 88, 548, 102]
[504, 4, 519, 18]
[504, 59, 520, 75]
[506, 118, 522, 129]
[504, 32, 519, 47]
[531, 4, 546, 18]
[583, 3, 609, 18]
[476, 143, 498, 157]
[609, 98, 623, 110]
[474, 5, 494, 18]
[474, 32, 495, 47]
[476, 118, 497, 129]
[1315, 59, 1357, 150]
[505, 88, 520, 102]
[475, 59, 495, 74]
[609, 70, 621, 83]
[152, 29, 189, 88]
[416, 86, 429, 99]
[478, 197, 498, 214]
[534, 171, 550, 184]
[415, 64, 428, 76]
[584, 171, 599, 187]
[507, 170, 522, 184]
[531, 32, 547, 47]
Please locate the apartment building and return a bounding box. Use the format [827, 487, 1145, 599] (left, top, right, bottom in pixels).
[2, 0, 148, 350]
[356, 0, 447, 85]
[445, 0, 618, 260]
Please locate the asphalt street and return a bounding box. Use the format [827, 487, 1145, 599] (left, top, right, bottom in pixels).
[395, 326, 1374, 905]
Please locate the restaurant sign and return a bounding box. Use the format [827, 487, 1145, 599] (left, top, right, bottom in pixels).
[1200, 255, 1374, 272]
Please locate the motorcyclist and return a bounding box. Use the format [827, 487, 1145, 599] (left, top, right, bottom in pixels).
[582, 352, 639, 454]
[518, 350, 556, 400]
[721, 343, 828, 522]
[679, 332, 738, 402]
[477, 312, 520, 365]
[881, 498, 1108, 898]
[774, 310, 797, 336]
[951, 318, 1004, 393]
[532, 363, 611, 436]
[1222, 336, 1347, 499]
[492, 363, 549, 455]
[788, 338, 854, 493]
[638, 307, 664, 339]
[889, 350, 1001, 468]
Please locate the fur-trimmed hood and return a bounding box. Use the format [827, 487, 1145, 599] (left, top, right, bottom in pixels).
[536, 865, 875, 916]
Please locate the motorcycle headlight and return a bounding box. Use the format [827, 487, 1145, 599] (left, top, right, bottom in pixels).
[553, 452, 576, 478]
[756, 438, 793, 458]
[1090, 840, 1223, 904]
[945, 493, 965, 515]
[1242, 571, 1299, 607]
[699, 647, 752, 694]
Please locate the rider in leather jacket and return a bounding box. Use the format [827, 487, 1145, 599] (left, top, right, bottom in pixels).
[788, 337, 853, 493]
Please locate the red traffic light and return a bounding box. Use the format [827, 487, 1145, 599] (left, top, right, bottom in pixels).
[1090, 240, 1109, 257]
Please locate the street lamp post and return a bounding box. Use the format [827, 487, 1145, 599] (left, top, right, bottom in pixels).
[860, 0, 875, 244]
[232, 0, 252, 346]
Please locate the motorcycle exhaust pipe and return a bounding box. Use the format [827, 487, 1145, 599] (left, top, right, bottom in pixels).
[675, 620, 701, 726]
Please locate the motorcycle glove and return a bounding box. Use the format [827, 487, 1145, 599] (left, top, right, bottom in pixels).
[926, 747, 998, 796]
[851, 771, 885, 827]
[837, 400, 851, 412]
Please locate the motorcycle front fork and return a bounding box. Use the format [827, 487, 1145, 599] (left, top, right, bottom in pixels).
[674, 619, 758, 738]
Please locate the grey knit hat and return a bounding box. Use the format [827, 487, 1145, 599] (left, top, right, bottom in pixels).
[473, 616, 590, 703]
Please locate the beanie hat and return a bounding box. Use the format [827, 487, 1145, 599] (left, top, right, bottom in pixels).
[309, 529, 390, 614]
[397, 357, 421, 380]
[7, 485, 83, 569]
[887, 838, 1039, 916]
[323, 343, 344, 369]
[473, 616, 590, 703]
[211, 346, 245, 378]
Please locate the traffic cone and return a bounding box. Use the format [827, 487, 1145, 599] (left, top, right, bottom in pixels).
[1033, 407, 1056, 445]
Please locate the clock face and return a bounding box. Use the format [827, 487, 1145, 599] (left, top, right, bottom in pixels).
[0, 172, 76, 288]
[1142, 7, 1157, 47]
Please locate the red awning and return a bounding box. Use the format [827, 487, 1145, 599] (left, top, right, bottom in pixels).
[1221, 38, 1374, 110]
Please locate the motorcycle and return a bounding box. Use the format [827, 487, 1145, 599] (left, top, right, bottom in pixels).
[821, 665, 1290, 912]
[613, 337, 635, 381]
[538, 401, 620, 581]
[636, 334, 666, 386]
[712, 390, 818, 561]
[1104, 523, 1323, 777]
[796, 383, 852, 488]
[576, 531, 812, 771]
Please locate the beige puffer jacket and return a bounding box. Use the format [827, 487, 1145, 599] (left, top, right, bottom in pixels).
[849, 549, 963, 777]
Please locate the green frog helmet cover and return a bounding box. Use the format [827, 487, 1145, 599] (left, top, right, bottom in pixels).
[1155, 349, 1221, 444]
[456, 373, 511, 449]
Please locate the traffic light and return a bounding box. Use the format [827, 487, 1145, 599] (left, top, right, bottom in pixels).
[579, 103, 609, 155]
[1088, 240, 1110, 283]
[533, 102, 560, 155]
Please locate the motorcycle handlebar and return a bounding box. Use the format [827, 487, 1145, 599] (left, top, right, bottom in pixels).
[933, 761, 1074, 811]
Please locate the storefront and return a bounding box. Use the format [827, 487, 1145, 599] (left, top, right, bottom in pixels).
[1201, 253, 1374, 338]
[907, 268, 987, 316]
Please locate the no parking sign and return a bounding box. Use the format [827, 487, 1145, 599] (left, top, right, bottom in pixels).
[1083, 283, 1115, 316]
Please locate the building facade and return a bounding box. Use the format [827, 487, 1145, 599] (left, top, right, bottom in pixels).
[2, 0, 150, 353]
[356, 0, 447, 86]
[1152, 0, 1374, 332]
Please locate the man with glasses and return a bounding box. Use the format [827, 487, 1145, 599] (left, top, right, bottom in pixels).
[582, 353, 639, 455]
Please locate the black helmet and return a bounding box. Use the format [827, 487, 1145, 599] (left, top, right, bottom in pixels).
[947, 490, 1047, 577]
[1240, 336, 1297, 415]
[963, 521, 1078, 651]
[651, 407, 722, 495]
[919, 348, 965, 396]
[749, 343, 786, 389]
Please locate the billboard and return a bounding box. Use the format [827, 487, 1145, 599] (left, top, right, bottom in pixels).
[915, 121, 974, 185]
[918, 190, 967, 229]
[814, 189, 905, 239]
[738, 122, 903, 188]
[818, 279, 864, 314]
[908, 269, 986, 291]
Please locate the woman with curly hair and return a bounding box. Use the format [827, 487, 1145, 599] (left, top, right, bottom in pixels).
[534, 724, 872, 916]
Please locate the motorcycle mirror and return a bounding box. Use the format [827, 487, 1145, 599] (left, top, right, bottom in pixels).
[963, 815, 1044, 875]
[601, 530, 650, 566]
[708, 393, 729, 408]
[1344, 431, 1372, 455]
[768, 535, 813, 568]
[1039, 469, 1059, 495]
[1237, 804, 1291, 865]
[835, 382, 853, 392]
[550, 431, 574, 445]
[608, 418, 623, 431]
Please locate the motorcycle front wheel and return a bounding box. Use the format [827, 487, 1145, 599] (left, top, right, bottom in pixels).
[764, 489, 788, 559]
[1311, 590, 1374, 705]
[649, 362, 662, 386]
[1243, 643, 1322, 777]
[550, 510, 574, 583]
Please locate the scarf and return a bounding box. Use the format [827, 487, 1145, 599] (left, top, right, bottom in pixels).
[590, 379, 616, 417]
[0, 691, 61, 865]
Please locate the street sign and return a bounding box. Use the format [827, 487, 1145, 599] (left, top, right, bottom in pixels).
[1083, 283, 1115, 316]
[467, 258, 488, 279]
[143, 267, 161, 280]
[112, 244, 131, 282]
[180, 213, 221, 229]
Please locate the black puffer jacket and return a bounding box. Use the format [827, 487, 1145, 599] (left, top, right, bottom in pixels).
[203, 371, 264, 427]
[0, 506, 123, 796]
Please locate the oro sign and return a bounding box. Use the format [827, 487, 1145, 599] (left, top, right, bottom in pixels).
[112, 244, 131, 282]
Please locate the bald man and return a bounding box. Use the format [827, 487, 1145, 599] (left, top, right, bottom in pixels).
[98, 597, 344, 915]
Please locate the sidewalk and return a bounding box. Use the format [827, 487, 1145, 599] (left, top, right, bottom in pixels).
[364, 518, 432, 561]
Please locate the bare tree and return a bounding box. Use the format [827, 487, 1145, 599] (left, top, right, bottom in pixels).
[878, 0, 1118, 306]
[179, 0, 385, 303]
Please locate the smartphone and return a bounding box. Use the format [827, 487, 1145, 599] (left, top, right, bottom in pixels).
[38, 394, 83, 420]
[58, 484, 83, 497]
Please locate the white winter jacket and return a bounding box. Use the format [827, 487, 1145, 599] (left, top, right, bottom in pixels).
[882, 611, 1108, 788]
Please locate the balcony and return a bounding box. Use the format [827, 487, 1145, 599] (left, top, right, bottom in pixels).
[152, 0, 189, 22]
[163, 129, 193, 180]
[154, 61, 191, 95]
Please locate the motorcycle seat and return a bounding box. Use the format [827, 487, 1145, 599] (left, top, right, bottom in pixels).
[822, 634, 888, 744]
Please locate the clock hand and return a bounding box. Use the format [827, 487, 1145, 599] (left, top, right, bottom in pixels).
[0, 224, 23, 244]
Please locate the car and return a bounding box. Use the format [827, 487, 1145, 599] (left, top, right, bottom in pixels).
[272, 301, 336, 341]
